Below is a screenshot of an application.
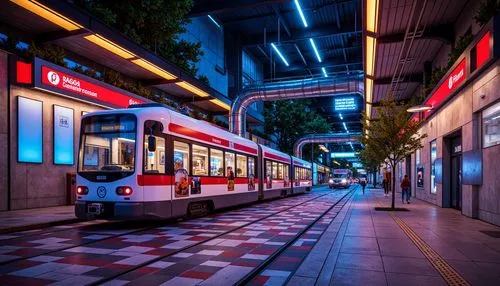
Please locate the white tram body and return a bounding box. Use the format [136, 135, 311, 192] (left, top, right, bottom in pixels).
[75, 104, 313, 219]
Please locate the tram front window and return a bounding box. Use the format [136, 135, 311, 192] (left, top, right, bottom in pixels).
[79, 114, 136, 174]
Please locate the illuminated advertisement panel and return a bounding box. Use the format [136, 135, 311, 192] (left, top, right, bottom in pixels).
[334, 97, 358, 111]
[18, 97, 43, 163]
[34, 58, 147, 109]
[53, 105, 74, 165]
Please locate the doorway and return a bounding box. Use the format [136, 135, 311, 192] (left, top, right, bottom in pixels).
[450, 136, 462, 210]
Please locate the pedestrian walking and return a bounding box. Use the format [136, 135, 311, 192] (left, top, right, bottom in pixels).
[400, 175, 411, 204]
[382, 178, 389, 197]
[360, 178, 367, 194]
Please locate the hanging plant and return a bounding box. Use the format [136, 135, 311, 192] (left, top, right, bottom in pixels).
[474, 0, 500, 26]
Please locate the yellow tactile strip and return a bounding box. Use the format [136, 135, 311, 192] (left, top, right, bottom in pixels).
[374, 195, 470, 286]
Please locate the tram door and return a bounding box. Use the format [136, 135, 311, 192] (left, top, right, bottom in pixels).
[450, 137, 462, 210]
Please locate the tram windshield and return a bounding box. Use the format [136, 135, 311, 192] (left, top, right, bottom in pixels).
[78, 114, 136, 173]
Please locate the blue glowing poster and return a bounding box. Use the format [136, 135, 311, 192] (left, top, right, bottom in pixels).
[334, 97, 357, 111]
[54, 105, 74, 165]
[18, 97, 43, 163]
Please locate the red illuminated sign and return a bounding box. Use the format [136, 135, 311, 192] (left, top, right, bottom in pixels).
[423, 58, 466, 118]
[40, 65, 145, 108]
[16, 61, 32, 84]
[475, 31, 491, 69]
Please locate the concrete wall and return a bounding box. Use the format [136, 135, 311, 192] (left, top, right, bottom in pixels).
[413, 60, 500, 225]
[0, 51, 8, 211]
[9, 86, 102, 210]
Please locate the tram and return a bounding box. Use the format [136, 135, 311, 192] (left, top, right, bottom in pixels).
[75, 103, 312, 219]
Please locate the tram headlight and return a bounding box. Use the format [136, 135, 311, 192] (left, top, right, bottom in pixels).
[329, 179, 334, 184]
[76, 186, 89, 195]
[341, 179, 347, 183]
[116, 186, 133, 196]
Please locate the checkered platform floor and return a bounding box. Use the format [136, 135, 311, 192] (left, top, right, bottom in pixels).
[0, 188, 352, 285]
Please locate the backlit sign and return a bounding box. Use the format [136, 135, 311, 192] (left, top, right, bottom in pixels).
[34, 59, 147, 109]
[423, 58, 466, 119]
[331, 152, 357, 158]
[334, 97, 357, 111]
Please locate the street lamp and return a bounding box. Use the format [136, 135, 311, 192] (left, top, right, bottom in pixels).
[407, 104, 433, 113]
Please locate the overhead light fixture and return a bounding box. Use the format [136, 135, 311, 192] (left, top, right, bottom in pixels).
[366, 0, 379, 33]
[210, 98, 230, 110]
[175, 81, 210, 97]
[11, 0, 82, 31]
[294, 0, 308, 28]
[339, 113, 343, 120]
[365, 78, 373, 103]
[309, 38, 322, 62]
[131, 59, 177, 80]
[84, 34, 136, 59]
[322, 67, 328, 77]
[271, 43, 289, 66]
[207, 15, 221, 29]
[343, 122, 349, 133]
[365, 36, 377, 77]
[407, 104, 433, 113]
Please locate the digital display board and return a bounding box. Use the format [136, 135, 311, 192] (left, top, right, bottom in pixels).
[334, 97, 357, 111]
[18, 97, 43, 163]
[330, 152, 357, 158]
[54, 105, 74, 165]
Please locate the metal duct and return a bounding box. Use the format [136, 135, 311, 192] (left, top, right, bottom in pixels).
[229, 75, 364, 136]
[293, 132, 361, 158]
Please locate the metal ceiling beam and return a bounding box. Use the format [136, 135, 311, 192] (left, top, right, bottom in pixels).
[187, 0, 287, 17]
[378, 24, 455, 44]
[37, 29, 91, 43]
[272, 5, 291, 37]
[243, 22, 360, 46]
[374, 73, 423, 85]
[273, 59, 362, 72]
[221, 0, 356, 25]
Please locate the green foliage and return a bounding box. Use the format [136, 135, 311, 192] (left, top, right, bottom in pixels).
[197, 75, 210, 85]
[358, 95, 427, 209]
[422, 29, 473, 98]
[26, 42, 67, 67]
[76, 0, 205, 78]
[264, 99, 331, 155]
[474, 0, 500, 26]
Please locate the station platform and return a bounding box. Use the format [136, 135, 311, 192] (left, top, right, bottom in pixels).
[0, 205, 78, 233]
[287, 186, 500, 286]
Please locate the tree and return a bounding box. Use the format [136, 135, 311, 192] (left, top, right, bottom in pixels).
[358, 143, 383, 186]
[264, 99, 331, 155]
[75, 0, 204, 77]
[358, 96, 427, 209]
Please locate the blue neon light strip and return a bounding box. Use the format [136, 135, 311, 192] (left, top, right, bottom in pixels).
[309, 38, 321, 62]
[208, 15, 221, 28]
[271, 43, 289, 66]
[322, 67, 328, 77]
[343, 122, 349, 133]
[294, 0, 308, 27]
[339, 113, 343, 120]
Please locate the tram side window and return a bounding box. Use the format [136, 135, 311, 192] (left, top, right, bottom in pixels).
[277, 163, 283, 180]
[272, 161, 278, 179]
[210, 148, 224, 176]
[236, 154, 247, 177]
[266, 160, 272, 179]
[283, 164, 289, 181]
[225, 152, 235, 177]
[174, 141, 190, 174]
[248, 157, 255, 177]
[144, 135, 166, 173]
[192, 144, 208, 176]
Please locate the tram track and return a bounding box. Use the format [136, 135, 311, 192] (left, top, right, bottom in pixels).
[0, 189, 329, 270]
[89, 188, 354, 286]
[239, 186, 357, 286]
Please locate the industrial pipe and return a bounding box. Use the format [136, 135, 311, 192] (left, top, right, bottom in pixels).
[293, 132, 361, 158]
[229, 75, 364, 136]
